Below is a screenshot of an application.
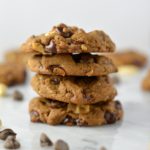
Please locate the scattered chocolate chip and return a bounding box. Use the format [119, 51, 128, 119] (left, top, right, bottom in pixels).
[104, 111, 116, 124]
[45, 40, 57, 53]
[4, 136, 20, 149]
[115, 101, 122, 110]
[50, 77, 60, 85]
[100, 146, 107, 150]
[0, 129, 16, 140]
[40, 133, 53, 147]
[13, 90, 23, 101]
[54, 139, 69, 150]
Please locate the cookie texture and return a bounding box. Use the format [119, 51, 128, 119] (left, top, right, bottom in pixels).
[28, 54, 117, 76]
[29, 97, 123, 126]
[31, 74, 117, 105]
[142, 70, 150, 91]
[21, 23, 115, 54]
[0, 63, 26, 86]
[108, 50, 147, 68]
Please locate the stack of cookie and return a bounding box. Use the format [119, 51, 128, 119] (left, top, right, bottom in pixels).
[21, 23, 123, 126]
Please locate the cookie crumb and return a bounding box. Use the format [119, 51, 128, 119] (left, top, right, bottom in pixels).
[13, 90, 23, 101]
[40, 133, 53, 147]
[4, 135, 20, 149]
[54, 139, 69, 150]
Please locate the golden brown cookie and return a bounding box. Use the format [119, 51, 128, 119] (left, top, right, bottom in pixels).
[0, 63, 26, 86]
[21, 23, 115, 54]
[108, 50, 147, 68]
[29, 97, 123, 126]
[5, 50, 32, 66]
[31, 74, 117, 105]
[142, 70, 150, 91]
[28, 53, 117, 76]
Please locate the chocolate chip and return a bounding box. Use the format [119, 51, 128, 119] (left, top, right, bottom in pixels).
[100, 146, 107, 150]
[0, 129, 16, 141]
[104, 111, 116, 124]
[50, 77, 60, 85]
[13, 90, 23, 101]
[30, 111, 39, 119]
[45, 40, 57, 53]
[82, 89, 93, 102]
[76, 119, 87, 126]
[4, 135, 20, 149]
[49, 100, 67, 108]
[56, 24, 73, 38]
[40, 133, 53, 147]
[63, 116, 76, 126]
[54, 139, 69, 150]
[115, 101, 122, 110]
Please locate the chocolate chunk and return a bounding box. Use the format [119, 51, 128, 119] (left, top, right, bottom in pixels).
[40, 133, 53, 147]
[13, 90, 23, 101]
[0, 129, 16, 141]
[49, 100, 67, 108]
[50, 77, 60, 85]
[45, 40, 57, 53]
[100, 146, 107, 150]
[54, 139, 69, 150]
[82, 89, 94, 102]
[115, 101, 122, 110]
[56, 24, 73, 38]
[63, 116, 76, 126]
[104, 111, 116, 124]
[4, 136, 20, 149]
[30, 111, 39, 118]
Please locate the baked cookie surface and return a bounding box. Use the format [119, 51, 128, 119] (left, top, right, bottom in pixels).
[29, 97, 123, 126]
[21, 23, 115, 54]
[0, 63, 26, 86]
[31, 74, 117, 105]
[28, 54, 117, 76]
[108, 50, 147, 68]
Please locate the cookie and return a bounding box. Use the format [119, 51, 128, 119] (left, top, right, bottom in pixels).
[0, 63, 26, 86]
[31, 74, 117, 105]
[28, 53, 117, 76]
[108, 50, 147, 68]
[21, 23, 115, 54]
[29, 97, 123, 126]
[5, 50, 32, 65]
[142, 70, 150, 91]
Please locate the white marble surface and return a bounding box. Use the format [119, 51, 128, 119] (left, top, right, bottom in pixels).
[0, 71, 150, 150]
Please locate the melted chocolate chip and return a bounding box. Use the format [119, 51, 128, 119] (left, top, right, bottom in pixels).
[45, 40, 57, 53]
[115, 101, 122, 110]
[104, 111, 116, 124]
[49, 100, 67, 108]
[82, 89, 94, 102]
[50, 77, 60, 85]
[63, 116, 76, 126]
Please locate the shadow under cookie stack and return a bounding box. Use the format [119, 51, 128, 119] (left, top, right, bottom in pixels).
[22, 23, 123, 126]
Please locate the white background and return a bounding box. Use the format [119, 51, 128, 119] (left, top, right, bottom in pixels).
[0, 0, 150, 55]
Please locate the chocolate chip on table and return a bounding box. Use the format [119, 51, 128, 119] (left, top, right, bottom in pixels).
[100, 146, 107, 150]
[4, 135, 20, 149]
[104, 111, 116, 124]
[54, 139, 69, 150]
[40, 133, 53, 147]
[13, 90, 23, 101]
[0, 129, 16, 140]
[45, 40, 57, 53]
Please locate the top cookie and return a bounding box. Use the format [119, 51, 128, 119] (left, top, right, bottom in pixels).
[21, 23, 115, 54]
